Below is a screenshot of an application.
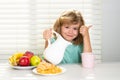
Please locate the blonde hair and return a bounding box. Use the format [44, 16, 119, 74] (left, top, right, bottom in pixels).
[53, 10, 85, 45]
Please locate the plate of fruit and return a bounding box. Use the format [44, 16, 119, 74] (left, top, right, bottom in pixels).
[10, 65, 36, 70]
[32, 62, 66, 75]
[9, 51, 42, 70]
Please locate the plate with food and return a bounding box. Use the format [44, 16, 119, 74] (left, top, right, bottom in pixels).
[32, 62, 66, 75]
[32, 66, 66, 75]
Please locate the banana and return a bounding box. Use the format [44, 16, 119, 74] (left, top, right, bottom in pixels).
[9, 56, 17, 66]
[9, 52, 24, 66]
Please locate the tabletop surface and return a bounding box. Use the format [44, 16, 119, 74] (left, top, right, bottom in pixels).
[0, 62, 120, 80]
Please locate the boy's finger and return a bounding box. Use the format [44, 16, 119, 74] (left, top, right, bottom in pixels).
[88, 25, 92, 29]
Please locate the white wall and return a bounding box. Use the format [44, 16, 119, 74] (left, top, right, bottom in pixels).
[102, 0, 120, 62]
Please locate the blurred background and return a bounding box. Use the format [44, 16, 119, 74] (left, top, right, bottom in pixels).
[0, 0, 119, 63]
[102, 0, 120, 62]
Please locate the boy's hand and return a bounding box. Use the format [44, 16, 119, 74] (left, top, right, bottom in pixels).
[43, 28, 52, 40]
[79, 25, 92, 37]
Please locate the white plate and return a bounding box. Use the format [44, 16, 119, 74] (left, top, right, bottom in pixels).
[32, 67, 66, 75]
[10, 65, 36, 70]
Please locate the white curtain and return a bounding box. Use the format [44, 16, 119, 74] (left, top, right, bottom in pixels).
[0, 0, 102, 63]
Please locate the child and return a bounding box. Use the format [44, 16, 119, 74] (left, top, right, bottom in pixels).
[43, 10, 92, 64]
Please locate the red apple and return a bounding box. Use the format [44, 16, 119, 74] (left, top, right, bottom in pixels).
[19, 56, 30, 66]
[23, 51, 34, 59]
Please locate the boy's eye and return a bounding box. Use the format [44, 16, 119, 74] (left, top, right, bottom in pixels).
[65, 26, 69, 28]
[73, 28, 79, 30]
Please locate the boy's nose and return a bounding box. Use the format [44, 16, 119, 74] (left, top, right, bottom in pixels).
[68, 29, 73, 34]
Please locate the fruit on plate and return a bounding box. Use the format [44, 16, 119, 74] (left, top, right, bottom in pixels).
[9, 52, 24, 66]
[23, 51, 34, 59]
[19, 56, 30, 66]
[30, 55, 41, 66]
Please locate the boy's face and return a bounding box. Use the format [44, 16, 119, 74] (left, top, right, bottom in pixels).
[61, 23, 80, 42]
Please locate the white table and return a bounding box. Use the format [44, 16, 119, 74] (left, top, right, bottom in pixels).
[0, 62, 120, 80]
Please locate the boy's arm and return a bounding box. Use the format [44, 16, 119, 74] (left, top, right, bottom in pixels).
[83, 33, 92, 52]
[80, 25, 92, 53]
